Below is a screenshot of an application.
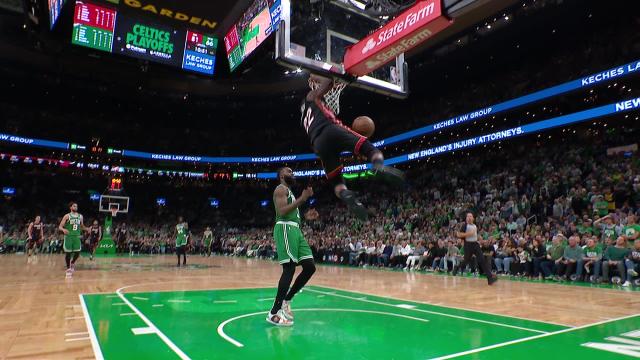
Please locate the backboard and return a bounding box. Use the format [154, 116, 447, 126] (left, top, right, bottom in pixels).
[276, 0, 409, 98]
[99, 195, 130, 217]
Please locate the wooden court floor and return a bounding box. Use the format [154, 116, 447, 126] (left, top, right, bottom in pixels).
[1, 254, 639, 359]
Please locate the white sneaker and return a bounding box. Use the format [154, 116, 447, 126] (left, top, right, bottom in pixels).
[281, 300, 294, 320]
[622, 281, 631, 287]
[403, 266, 408, 271]
[65, 269, 72, 278]
[266, 309, 293, 327]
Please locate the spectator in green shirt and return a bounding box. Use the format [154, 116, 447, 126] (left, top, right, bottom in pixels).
[582, 237, 602, 282]
[622, 215, 640, 243]
[540, 235, 565, 279]
[558, 236, 584, 280]
[602, 236, 631, 283]
[594, 195, 609, 217]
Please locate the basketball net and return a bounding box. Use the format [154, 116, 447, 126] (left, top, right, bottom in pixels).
[310, 78, 348, 115]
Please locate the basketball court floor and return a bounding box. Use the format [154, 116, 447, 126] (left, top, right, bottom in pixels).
[2, 255, 639, 359]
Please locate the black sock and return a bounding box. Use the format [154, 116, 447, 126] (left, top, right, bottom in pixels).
[271, 262, 296, 314]
[72, 252, 79, 264]
[65, 253, 71, 269]
[285, 259, 316, 301]
[183, 254, 186, 264]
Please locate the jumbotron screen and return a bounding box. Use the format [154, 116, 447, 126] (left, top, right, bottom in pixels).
[113, 16, 185, 67]
[71, 0, 218, 76]
[72, 1, 116, 52]
[224, 0, 281, 71]
[49, 0, 68, 29]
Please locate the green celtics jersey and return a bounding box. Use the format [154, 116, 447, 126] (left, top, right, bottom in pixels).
[65, 213, 82, 237]
[203, 230, 213, 245]
[600, 224, 617, 240]
[274, 185, 301, 225]
[623, 224, 640, 240]
[176, 223, 188, 246]
[584, 245, 602, 259]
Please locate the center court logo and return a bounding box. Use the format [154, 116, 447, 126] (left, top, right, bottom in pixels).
[362, 39, 377, 54]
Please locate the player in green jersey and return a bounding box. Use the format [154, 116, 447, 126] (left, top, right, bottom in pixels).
[58, 202, 87, 278]
[203, 226, 213, 257]
[267, 167, 318, 327]
[175, 217, 189, 267]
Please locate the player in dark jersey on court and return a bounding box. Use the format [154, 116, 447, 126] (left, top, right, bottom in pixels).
[58, 202, 87, 278]
[302, 74, 404, 220]
[87, 220, 102, 260]
[27, 215, 44, 258]
[267, 167, 317, 326]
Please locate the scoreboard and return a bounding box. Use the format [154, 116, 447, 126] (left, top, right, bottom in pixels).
[183, 31, 218, 76]
[71, 0, 218, 76]
[72, 1, 116, 52]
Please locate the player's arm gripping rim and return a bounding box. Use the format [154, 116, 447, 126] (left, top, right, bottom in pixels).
[306, 74, 333, 102]
[274, 185, 313, 216]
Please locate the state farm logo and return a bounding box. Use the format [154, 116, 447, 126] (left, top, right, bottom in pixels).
[362, 38, 377, 54]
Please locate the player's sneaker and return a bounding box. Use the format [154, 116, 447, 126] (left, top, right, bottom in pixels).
[281, 300, 294, 320]
[488, 276, 498, 286]
[622, 281, 631, 287]
[339, 189, 368, 221]
[266, 310, 293, 327]
[373, 163, 405, 186]
[629, 269, 639, 277]
[65, 269, 73, 278]
[70, 263, 75, 273]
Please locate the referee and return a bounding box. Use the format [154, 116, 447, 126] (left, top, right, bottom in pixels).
[453, 212, 498, 285]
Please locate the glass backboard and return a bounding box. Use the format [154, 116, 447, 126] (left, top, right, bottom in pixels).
[276, 0, 408, 98]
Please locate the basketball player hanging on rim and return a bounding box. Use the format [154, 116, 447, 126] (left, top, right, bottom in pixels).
[88, 220, 102, 260]
[27, 215, 44, 259]
[58, 202, 87, 278]
[302, 74, 405, 220]
[267, 167, 318, 326]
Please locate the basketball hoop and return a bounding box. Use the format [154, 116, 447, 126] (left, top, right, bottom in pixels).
[310, 78, 348, 114]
